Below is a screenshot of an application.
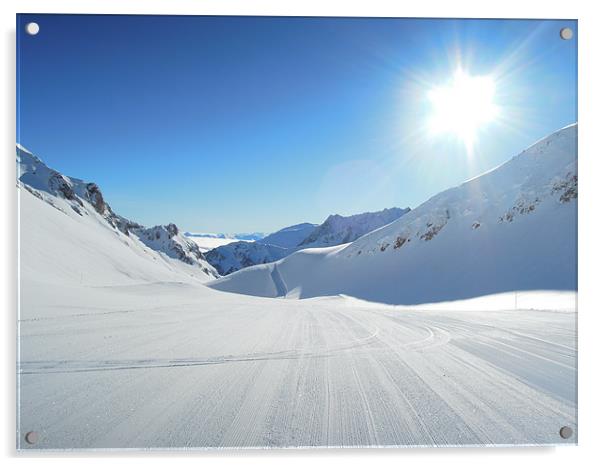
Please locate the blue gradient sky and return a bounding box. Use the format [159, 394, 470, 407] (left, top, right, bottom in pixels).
[17, 15, 577, 233]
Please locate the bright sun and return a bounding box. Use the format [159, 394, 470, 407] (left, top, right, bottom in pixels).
[428, 68, 499, 152]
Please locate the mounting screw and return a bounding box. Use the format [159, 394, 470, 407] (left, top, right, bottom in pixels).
[559, 426, 573, 439]
[25, 22, 40, 36]
[559, 28, 573, 40]
[24, 431, 39, 445]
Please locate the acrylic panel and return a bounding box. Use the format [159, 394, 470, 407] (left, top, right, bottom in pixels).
[16, 14, 577, 450]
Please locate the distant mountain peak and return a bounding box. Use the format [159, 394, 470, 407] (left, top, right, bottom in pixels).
[298, 207, 411, 248]
[205, 208, 411, 275]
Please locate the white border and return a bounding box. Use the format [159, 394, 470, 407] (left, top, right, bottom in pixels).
[2, 1, 601, 465]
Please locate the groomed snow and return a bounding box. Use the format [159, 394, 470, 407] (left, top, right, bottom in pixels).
[18, 280, 577, 449]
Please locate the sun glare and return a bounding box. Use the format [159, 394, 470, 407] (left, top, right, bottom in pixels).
[428, 68, 499, 153]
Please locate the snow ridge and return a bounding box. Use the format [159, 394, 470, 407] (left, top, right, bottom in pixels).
[258, 223, 317, 249]
[17, 145, 217, 278]
[298, 207, 411, 248]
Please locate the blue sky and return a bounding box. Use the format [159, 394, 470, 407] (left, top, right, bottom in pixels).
[17, 15, 577, 233]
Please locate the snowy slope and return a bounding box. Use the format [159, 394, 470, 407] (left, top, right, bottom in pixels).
[209, 124, 577, 304]
[17, 145, 218, 281]
[258, 222, 317, 248]
[299, 207, 411, 248]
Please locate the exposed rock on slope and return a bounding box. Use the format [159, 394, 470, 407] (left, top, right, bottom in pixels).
[205, 241, 290, 276]
[298, 207, 411, 248]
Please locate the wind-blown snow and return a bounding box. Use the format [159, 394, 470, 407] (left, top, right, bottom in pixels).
[209, 124, 577, 304]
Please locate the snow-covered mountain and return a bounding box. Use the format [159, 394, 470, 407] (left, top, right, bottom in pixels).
[181, 235, 240, 253]
[204, 222, 318, 275]
[209, 124, 578, 304]
[136, 223, 216, 270]
[257, 222, 317, 248]
[298, 208, 411, 248]
[205, 241, 290, 276]
[205, 209, 409, 275]
[17, 145, 218, 281]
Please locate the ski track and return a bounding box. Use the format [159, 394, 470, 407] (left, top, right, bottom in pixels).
[18, 296, 576, 449]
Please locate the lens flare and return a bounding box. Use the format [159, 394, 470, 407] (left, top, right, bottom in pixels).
[428, 68, 499, 153]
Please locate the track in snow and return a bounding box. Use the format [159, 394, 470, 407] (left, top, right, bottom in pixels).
[17, 287, 577, 449]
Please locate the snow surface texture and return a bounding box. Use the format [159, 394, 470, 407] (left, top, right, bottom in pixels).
[206, 209, 410, 275]
[18, 283, 577, 448]
[210, 124, 577, 305]
[17, 126, 577, 449]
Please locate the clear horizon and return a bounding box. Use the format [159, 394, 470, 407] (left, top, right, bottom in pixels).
[17, 15, 577, 233]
